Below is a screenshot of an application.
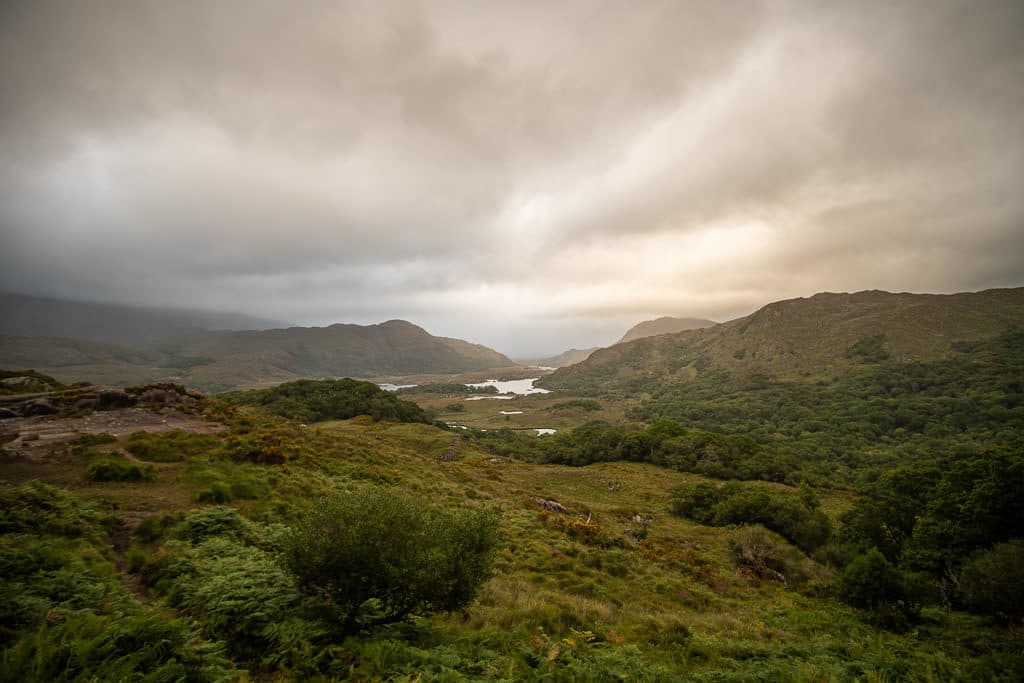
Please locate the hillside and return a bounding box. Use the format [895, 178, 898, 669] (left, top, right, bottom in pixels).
[617, 316, 717, 344]
[0, 319, 515, 392]
[532, 347, 601, 368]
[2, 376, 1020, 679]
[542, 288, 1024, 394]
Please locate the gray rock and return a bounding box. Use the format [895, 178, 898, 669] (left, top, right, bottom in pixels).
[536, 498, 570, 515]
[22, 399, 58, 416]
[74, 398, 99, 411]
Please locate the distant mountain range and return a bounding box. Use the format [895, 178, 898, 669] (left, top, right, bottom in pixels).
[0, 294, 514, 391]
[0, 292, 284, 345]
[617, 316, 717, 344]
[539, 288, 1024, 393]
[531, 347, 601, 368]
[533, 316, 717, 368]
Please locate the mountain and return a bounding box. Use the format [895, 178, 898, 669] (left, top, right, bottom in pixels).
[531, 347, 601, 368]
[617, 316, 717, 344]
[0, 292, 284, 346]
[0, 319, 515, 392]
[540, 288, 1024, 394]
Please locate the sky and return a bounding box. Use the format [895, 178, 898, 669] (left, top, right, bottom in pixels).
[1, 1, 1023, 358]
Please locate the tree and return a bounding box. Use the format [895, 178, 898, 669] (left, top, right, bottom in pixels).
[839, 548, 903, 610]
[282, 486, 500, 632]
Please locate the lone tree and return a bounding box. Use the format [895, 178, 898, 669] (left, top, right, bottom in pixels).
[282, 486, 500, 632]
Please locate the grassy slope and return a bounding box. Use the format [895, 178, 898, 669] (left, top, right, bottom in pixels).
[542, 288, 1024, 394]
[2, 407, 1017, 680]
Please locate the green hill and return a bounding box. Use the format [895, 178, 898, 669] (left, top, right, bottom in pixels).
[0, 319, 515, 391]
[541, 288, 1024, 395]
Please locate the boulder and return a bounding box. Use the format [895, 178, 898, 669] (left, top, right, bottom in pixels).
[21, 399, 58, 416]
[537, 498, 570, 515]
[74, 398, 99, 411]
[97, 389, 137, 410]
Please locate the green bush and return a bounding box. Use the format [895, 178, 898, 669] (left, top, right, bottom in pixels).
[839, 548, 903, 610]
[282, 486, 500, 632]
[175, 506, 252, 545]
[959, 540, 1024, 623]
[86, 459, 154, 482]
[669, 481, 831, 551]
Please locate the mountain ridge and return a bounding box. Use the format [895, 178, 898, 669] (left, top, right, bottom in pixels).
[539, 287, 1024, 394]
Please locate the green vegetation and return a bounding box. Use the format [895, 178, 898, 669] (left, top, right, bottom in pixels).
[550, 398, 602, 411]
[126, 429, 218, 462]
[283, 486, 500, 632]
[623, 331, 1024, 485]
[86, 458, 155, 482]
[222, 377, 430, 424]
[669, 481, 831, 552]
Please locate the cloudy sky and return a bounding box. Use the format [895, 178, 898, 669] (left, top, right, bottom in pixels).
[2, 1, 1022, 357]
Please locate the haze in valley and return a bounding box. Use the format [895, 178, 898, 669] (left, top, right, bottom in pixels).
[1, 0, 1023, 357]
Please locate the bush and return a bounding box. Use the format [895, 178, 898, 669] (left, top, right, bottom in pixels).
[730, 526, 816, 587]
[175, 506, 252, 545]
[669, 481, 831, 551]
[839, 548, 903, 610]
[282, 486, 500, 632]
[959, 540, 1024, 623]
[86, 459, 154, 482]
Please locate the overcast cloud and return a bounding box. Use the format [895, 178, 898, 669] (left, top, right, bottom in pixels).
[1, 0, 1022, 357]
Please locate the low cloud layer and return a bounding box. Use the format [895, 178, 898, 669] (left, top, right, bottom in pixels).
[2, 0, 1022, 356]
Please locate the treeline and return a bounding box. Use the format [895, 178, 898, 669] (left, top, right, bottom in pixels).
[222, 378, 429, 424]
[466, 419, 800, 483]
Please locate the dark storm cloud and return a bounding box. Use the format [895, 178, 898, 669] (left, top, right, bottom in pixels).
[1, 0, 1022, 356]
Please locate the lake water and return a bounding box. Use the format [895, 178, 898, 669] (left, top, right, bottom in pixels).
[465, 377, 551, 396]
[378, 383, 418, 392]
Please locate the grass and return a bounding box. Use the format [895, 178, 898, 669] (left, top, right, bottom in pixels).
[2, 403, 1020, 680]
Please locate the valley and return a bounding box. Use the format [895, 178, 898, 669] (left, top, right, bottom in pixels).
[2, 288, 1023, 680]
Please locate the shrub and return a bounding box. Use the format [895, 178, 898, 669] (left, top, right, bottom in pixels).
[730, 525, 815, 587]
[86, 459, 154, 482]
[175, 506, 252, 545]
[669, 481, 832, 551]
[839, 548, 903, 610]
[282, 486, 500, 632]
[959, 540, 1024, 623]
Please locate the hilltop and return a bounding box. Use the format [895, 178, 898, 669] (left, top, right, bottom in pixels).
[618, 316, 718, 344]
